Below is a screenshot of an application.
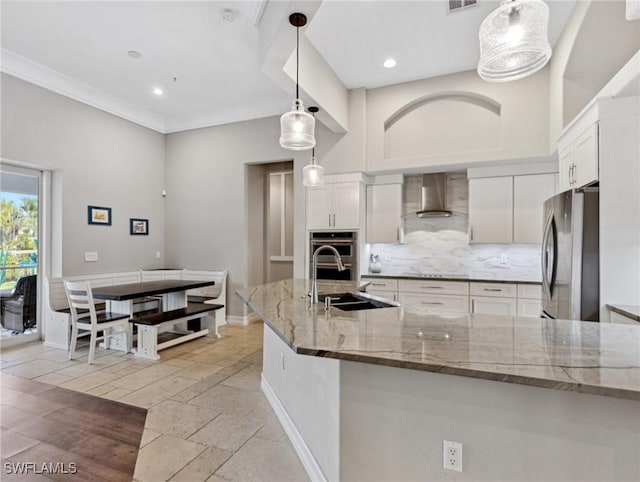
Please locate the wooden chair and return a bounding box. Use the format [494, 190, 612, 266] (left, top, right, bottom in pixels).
[64, 279, 131, 364]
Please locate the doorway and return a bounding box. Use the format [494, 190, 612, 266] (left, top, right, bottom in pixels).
[267, 167, 294, 282]
[0, 164, 41, 345]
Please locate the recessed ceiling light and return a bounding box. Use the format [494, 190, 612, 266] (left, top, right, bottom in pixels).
[127, 50, 142, 59]
[220, 8, 236, 22]
[383, 58, 397, 69]
[153, 88, 163, 96]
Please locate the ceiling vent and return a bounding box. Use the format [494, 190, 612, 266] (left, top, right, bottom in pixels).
[448, 0, 478, 14]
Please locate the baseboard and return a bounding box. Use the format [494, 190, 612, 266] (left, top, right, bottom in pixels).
[261, 374, 327, 482]
[43, 340, 68, 350]
[226, 315, 247, 326]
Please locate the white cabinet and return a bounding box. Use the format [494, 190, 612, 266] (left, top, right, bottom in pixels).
[513, 174, 557, 244]
[517, 298, 542, 317]
[468, 176, 513, 243]
[366, 183, 402, 243]
[471, 296, 517, 316]
[558, 104, 599, 191]
[469, 174, 555, 243]
[398, 279, 469, 314]
[307, 181, 360, 230]
[363, 277, 398, 302]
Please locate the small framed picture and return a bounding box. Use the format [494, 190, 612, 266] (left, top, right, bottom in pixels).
[130, 218, 149, 236]
[88, 205, 112, 226]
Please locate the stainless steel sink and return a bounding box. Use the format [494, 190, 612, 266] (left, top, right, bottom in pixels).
[317, 292, 398, 311]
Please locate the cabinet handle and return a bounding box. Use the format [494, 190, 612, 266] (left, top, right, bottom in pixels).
[470, 227, 474, 241]
[483, 288, 503, 292]
[471, 299, 475, 312]
[568, 164, 573, 185]
[397, 227, 400, 241]
[421, 301, 444, 305]
[371, 283, 386, 287]
[422, 286, 444, 289]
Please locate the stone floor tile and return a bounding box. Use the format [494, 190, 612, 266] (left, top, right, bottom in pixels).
[101, 387, 133, 401]
[169, 446, 233, 482]
[133, 434, 206, 482]
[220, 365, 262, 392]
[188, 410, 266, 452]
[59, 370, 119, 392]
[189, 384, 271, 415]
[145, 399, 221, 439]
[31, 372, 75, 386]
[253, 417, 287, 442]
[170, 373, 230, 403]
[139, 428, 162, 448]
[176, 362, 224, 381]
[215, 436, 308, 482]
[1, 359, 68, 379]
[108, 362, 183, 391]
[118, 375, 198, 408]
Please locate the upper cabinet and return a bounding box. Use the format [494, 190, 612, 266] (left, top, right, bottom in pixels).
[306, 174, 364, 230]
[469, 173, 556, 244]
[558, 104, 599, 191]
[468, 176, 513, 243]
[366, 182, 402, 243]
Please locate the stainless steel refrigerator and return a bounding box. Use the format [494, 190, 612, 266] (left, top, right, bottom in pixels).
[541, 188, 599, 321]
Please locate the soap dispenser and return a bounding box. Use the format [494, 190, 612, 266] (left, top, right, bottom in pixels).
[370, 254, 382, 274]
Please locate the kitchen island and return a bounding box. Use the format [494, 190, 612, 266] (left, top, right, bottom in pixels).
[237, 279, 640, 482]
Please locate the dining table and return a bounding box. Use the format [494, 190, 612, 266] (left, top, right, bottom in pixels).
[91, 279, 216, 353]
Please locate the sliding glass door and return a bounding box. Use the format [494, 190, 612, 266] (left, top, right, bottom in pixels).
[1, 164, 41, 345]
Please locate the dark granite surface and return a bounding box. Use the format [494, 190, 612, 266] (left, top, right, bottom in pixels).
[92, 279, 215, 301]
[237, 279, 640, 401]
[361, 273, 541, 285]
[608, 304, 640, 322]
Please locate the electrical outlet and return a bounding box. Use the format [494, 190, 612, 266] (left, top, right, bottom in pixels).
[443, 440, 462, 472]
[156, 251, 161, 259]
[500, 255, 508, 264]
[384, 253, 391, 261]
[85, 252, 98, 262]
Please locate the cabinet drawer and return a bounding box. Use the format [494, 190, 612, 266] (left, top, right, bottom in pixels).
[471, 296, 517, 316]
[399, 279, 469, 296]
[517, 298, 542, 318]
[367, 290, 397, 302]
[399, 293, 469, 313]
[517, 284, 543, 300]
[470, 282, 516, 298]
[363, 278, 398, 292]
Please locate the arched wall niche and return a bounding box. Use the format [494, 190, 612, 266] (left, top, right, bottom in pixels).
[383, 92, 503, 161]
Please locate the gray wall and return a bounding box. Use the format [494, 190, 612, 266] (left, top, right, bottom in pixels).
[1, 74, 165, 276]
[164, 117, 314, 317]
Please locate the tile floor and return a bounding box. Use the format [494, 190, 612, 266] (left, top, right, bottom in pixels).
[0, 323, 309, 482]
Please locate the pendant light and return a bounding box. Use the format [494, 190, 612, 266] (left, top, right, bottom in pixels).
[477, 0, 552, 82]
[302, 106, 324, 186]
[279, 13, 316, 151]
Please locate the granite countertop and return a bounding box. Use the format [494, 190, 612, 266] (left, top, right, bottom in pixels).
[361, 273, 541, 285]
[608, 304, 640, 322]
[237, 279, 640, 401]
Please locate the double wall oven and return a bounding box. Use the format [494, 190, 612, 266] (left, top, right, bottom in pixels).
[309, 231, 358, 281]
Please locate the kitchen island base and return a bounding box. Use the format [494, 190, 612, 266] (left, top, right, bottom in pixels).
[262, 325, 640, 482]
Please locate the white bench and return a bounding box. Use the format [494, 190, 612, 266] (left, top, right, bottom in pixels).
[44, 269, 228, 351]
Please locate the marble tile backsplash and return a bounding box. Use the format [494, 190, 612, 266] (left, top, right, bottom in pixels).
[366, 230, 541, 282]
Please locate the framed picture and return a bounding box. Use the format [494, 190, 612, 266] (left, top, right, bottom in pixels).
[130, 218, 149, 236]
[88, 205, 112, 225]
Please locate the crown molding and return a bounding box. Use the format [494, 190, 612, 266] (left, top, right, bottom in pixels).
[1, 48, 166, 133]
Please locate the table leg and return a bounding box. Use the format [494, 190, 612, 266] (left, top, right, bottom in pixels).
[103, 300, 133, 353]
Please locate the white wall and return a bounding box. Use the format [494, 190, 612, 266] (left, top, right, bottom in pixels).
[549, 0, 640, 151]
[340, 360, 640, 481]
[366, 68, 550, 173]
[0, 74, 166, 277]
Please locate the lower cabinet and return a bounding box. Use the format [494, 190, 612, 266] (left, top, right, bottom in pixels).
[399, 293, 469, 314]
[470, 296, 517, 316]
[363, 277, 542, 318]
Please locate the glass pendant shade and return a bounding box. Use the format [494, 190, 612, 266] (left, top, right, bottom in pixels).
[302, 156, 324, 186]
[280, 99, 316, 151]
[478, 0, 551, 82]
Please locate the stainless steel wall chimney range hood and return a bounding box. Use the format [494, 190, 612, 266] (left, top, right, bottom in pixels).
[416, 173, 452, 218]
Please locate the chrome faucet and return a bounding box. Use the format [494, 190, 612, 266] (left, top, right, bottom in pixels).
[310, 245, 346, 304]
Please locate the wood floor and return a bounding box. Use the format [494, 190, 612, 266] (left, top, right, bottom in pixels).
[0, 371, 147, 481]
